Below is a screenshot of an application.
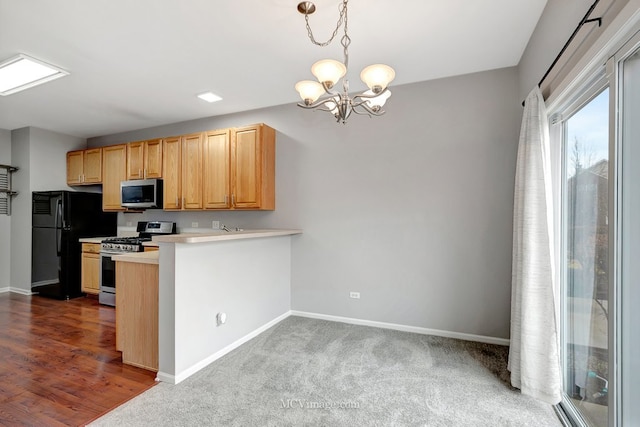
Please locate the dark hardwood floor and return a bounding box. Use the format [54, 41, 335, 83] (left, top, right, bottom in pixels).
[0, 293, 157, 426]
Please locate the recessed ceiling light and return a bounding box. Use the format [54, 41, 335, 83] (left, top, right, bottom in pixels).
[197, 92, 223, 103]
[0, 54, 69, 96]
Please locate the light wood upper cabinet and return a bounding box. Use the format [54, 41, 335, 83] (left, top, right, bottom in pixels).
[102, 144, 127, 211]
[181, 133, 203, 210]
[64, 123, 275, 211]
[84, 149, 103, 183]
[67, 150, 84, 185]
[67, 148, 102, 185]
[162, 136, 182, 210]
[127, 141, 145, 180]
[127, 139, 163, 180]
[145, 139, 163, 178]
[230, 124, 275, 210]
[203, 129, 231, 209]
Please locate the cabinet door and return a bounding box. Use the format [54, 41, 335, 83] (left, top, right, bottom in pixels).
[83, 148, 102, 183]
[231, 124, 275, 210]
[203, 129, 230, 209]
[67, 150, 84, 185]
[127, 141, 145, 180]
[81, 252, 100, 294]
[102, 144, 127, 211]
[181, 133, 203, 210]
[162, 137, 181, 210]
[145, 139, 163, 178]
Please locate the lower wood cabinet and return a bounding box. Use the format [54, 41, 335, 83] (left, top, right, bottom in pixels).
[115, 261, 159, 371]
[81, 243, 101, 295]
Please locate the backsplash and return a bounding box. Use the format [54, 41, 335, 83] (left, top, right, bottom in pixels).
[117, 209, 282, 235]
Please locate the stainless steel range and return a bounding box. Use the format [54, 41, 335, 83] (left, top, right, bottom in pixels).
[99, 221, 176, 306]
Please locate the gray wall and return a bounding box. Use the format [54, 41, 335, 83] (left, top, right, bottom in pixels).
[0, 129, 11, 289]
[518, 0, 629, 100]
[90, 67, 521, 339]
[10, 127, 85, 292]
[10, 128, 31, 292]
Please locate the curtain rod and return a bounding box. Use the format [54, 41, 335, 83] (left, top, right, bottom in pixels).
[522, 0, 602, 106]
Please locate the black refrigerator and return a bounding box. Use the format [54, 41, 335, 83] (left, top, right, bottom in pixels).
[31, 191, 117, 300]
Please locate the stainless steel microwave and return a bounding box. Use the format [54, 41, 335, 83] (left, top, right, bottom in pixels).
[120, 179, 163, 209]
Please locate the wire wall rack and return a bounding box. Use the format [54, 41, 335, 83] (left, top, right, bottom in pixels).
[0, 164, 18, 215]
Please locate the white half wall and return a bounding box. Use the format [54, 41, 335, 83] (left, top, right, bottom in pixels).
[158, 236, 292, 383]
[0, 129, 11, 289]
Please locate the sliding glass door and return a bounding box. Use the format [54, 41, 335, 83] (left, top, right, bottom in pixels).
[556, 30, 640, 427]
[617, 37, 640, 427]
[561, 88, 610, 427]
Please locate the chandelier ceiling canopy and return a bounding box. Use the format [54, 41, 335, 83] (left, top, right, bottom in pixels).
[294, 0, 396, 124]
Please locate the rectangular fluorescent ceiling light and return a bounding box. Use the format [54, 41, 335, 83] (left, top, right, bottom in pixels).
[197, 91, 222, 103]
[0, 54, 69, 96]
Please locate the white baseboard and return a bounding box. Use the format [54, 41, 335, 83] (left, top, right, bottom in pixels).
[0, 287, 34, 296]
[155, 371, 175, 384]
[290, 310, 510, 346]
[167, 310, 292, 385]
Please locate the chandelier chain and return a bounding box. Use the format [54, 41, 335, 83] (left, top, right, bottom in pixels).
[304, 0, 349, 47]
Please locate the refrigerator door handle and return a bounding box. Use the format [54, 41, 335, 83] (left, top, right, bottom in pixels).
[55, 199, 62, 255]
[61, 195, 68, 230]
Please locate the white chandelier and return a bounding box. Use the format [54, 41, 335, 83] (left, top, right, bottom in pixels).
[294, 0, 396, 124]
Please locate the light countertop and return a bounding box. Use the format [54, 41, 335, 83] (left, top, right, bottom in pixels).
[79, 237, 111, 243]
[150, 229, 302, 244]
[79, 237, 159, 246]
[112, 251, 159, 265]
[80, 229, 301, 246]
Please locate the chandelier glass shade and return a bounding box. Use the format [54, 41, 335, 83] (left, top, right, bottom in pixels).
[294, 0, 395, 124]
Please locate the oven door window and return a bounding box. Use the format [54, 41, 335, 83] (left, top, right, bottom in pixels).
[101, 254, 116, 290]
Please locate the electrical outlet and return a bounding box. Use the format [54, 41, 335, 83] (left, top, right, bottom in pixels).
[212, 220, 220, 229]
[350, 292, 360, 299]
[192, 222, 199, 228]
[216, 312, 227, 326]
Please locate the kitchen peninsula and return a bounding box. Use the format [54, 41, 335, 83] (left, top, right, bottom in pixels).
[114, 229, 301, 384]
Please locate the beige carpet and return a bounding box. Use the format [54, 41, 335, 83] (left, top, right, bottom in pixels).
[91, 316, 561, 426]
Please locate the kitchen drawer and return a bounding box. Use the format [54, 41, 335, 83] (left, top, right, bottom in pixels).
[82, 243, 101, 254]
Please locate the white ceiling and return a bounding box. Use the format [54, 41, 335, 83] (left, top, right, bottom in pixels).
[0, 0, 547, 138]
